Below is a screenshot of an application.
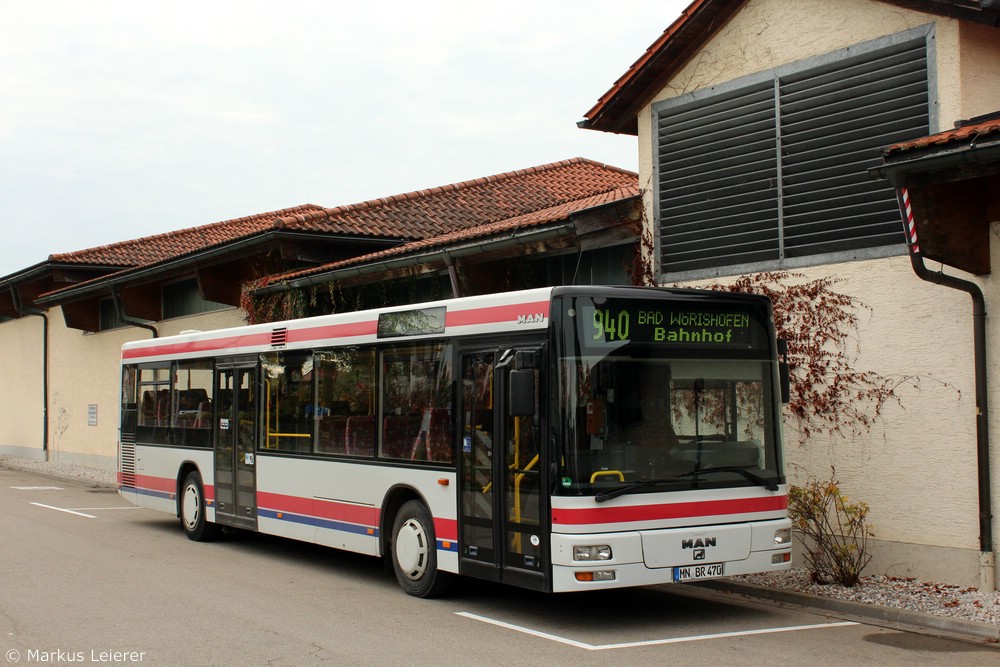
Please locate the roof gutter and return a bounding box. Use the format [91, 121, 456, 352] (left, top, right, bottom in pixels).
[34, 231, 404, 306]
[111, 286, 157, 339]
[869, 142, 1000, 183]
[252, 223, 577, 297]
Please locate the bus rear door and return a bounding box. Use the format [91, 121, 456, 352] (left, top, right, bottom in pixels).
[213, 359, 259, 531]
[459, 347, 547, 591]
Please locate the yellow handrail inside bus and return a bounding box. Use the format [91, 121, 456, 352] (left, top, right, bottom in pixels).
[590, 470, 625, 484]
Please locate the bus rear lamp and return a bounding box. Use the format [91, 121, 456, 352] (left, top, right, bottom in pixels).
[774, 528, 791, 545]
[575, 570, 616, 582]
[772, 553, 791, 564]
[573, 545, 612, 561]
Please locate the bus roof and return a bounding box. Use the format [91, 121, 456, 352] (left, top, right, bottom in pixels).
[121, 287, 557, 363]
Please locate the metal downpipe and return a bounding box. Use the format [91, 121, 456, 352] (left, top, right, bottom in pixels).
[111, 288, 157, 339]
[897, 187, 994, 589]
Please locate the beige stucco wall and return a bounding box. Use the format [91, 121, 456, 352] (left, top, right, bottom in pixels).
[43, 306, 245, 471]
[637, 0, 1000, 180]
[635, 0, 1000, 587]
[0, 315, 46, 459]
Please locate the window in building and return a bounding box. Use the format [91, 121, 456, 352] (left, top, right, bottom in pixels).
[653, 27, 931, 279]
[162, 278, 228, 319]
[99, 298, 126, 331]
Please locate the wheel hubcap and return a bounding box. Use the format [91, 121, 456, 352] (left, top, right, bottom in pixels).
[182, 484, 200, 530]
[395, 518, 429, 580]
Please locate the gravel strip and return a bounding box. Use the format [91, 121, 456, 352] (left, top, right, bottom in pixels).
[732, 568, 1000, 627]
[4, 454, 998, 628]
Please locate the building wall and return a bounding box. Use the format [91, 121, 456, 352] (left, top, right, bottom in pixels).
[43, 306, 245, 471]
[959, 21, 1000, 121]
[0, 315, 46, 459]
[635, 0, 1000, 587]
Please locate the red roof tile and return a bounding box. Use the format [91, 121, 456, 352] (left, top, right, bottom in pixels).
[37, 159, 637, 302]
[49, 204, 327, 268]
[882, 116, 1000, 156]
[274, 158, 637, 239]
[268, 183, 641, 285]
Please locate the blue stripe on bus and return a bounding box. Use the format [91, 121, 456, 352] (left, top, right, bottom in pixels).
[257, 508, 380, 537]
[134, 486, 174, 501]
[437, 539, 458, 552]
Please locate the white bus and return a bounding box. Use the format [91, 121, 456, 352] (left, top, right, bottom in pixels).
[118, 285, 792, 596]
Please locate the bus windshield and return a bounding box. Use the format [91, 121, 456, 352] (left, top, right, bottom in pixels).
[554, 293, 784, 496]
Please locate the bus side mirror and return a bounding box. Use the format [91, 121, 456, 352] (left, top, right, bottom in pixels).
[509, 369, 536, 416]
[777, 338, 791, 404]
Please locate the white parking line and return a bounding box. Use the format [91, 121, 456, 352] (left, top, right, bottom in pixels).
[30, 502, 96, 518]
[456, 611, 858, 651]
[11, 486, 64, 490]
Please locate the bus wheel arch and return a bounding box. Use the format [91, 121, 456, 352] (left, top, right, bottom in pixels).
[178, 465, 218, 542]
[382, 487, 449, 597]
[390, 499, 450, 597]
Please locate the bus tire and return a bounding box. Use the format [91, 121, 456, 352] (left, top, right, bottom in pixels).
[390, 500, 449, 598]
[179, 470, 218, 542]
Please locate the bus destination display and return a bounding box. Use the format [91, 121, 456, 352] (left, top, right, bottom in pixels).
[580, 300, 757, 348]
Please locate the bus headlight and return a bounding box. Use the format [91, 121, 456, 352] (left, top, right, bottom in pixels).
[573, 545, 612, 561]
[774, 528, 791, 545]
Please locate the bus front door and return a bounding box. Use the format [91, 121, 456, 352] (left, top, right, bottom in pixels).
[213, 362, 258, 531]
[459, 348, 546, 591]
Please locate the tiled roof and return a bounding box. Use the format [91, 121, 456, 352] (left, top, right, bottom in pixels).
[581, 0, 999, 135]
[882, 115, 1000, 156]
[267, 183, 641, 286]
[49, 204, 327, 268]
[47, 159, 634, 273]
[35, 158, 637, 303]
[272, 158, 638, 239]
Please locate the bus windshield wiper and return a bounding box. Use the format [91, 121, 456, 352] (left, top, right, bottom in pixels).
[595, 481, 670, 503]
[673, 466, 779, 491]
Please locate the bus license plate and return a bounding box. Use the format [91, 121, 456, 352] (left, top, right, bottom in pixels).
[673, 562, 724, 582]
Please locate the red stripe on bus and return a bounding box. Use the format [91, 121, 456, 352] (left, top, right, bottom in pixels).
[287, 320, 378, 343]
[551, 496, 787, 525]
[257, 492, 380, 526]
[134, 474, 176, 493]
[445, 301, 549, 327]
[122, 332, 274, 359]
[434, 517, 458, 541]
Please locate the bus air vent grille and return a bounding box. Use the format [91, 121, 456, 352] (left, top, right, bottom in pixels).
[120, 435, 136, 488]
[270, 327, 288, 348]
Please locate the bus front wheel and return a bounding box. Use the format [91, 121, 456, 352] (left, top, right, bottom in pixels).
[390, 500, 449, 597]
[179, 470, 218, 542]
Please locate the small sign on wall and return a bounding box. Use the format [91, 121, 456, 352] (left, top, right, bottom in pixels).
[88, 404, 98, 426]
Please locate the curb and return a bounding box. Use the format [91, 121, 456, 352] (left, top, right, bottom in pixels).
[0, 458, 117, 490]
[694, 579, 1000, 643]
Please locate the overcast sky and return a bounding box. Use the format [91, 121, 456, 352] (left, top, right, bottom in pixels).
[0, 0, 689, 277]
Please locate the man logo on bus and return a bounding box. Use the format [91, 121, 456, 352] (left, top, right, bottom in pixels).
[517, 313, 545, 324]
[682, 537, 717, 549]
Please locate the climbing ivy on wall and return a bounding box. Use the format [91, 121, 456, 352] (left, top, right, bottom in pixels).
[707, 272, 927, 444]
[625, 224, 929, 443]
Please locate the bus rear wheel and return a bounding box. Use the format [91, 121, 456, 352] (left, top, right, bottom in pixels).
[390, 500, 449, 597]
[179, 470, 218, 542]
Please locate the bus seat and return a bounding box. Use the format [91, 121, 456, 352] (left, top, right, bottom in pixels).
[410, 408, 453, 463]
[140, 391, 156, 425]
[382, 414, 419, 459]
[317, 415, 347, 454]
[345, 415, 375, 457]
